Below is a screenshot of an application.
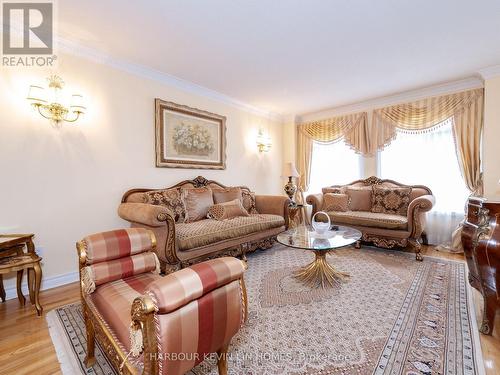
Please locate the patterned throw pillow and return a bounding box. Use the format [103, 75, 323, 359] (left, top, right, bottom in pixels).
[371, 186, 412, 216]
[212, 187, 243, 204]
[323, 193, 349, 212]
[143, 188, 186, 222]
[241, 190, 258, 214]
[181, 187, 214, 222]
[322, 186, 347, 194]
[207, 199, 250, 221]
[346, 187, 373, 211]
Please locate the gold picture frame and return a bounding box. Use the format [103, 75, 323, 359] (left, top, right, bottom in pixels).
[155, 99, 226, 169]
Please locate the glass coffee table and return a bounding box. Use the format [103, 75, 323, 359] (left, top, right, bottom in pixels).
[277, 225, 362, 289]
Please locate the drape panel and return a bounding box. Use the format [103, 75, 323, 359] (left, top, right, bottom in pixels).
[296, 88, 484, 200]
[372, 88, 484, 194]
[296, 126, 313, 191]
[452, 94, 484, 194]
[373, 88, 484, 253]
[296, 112, 368, 191]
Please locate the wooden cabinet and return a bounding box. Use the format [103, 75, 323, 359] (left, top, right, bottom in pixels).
[462, 196, 500, 334]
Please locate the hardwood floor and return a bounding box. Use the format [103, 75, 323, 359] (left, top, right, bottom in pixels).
[0, 247, 498, 375]
[0, 282, 80, 375]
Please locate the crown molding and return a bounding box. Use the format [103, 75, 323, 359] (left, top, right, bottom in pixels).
[478, 65, 500, 80]
[298, 76, 484, 123]
[55, 37, 283, 122]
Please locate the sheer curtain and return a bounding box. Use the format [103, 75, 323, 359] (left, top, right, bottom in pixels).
[308, 140, 363, 194]
[379, 119, 469, 245]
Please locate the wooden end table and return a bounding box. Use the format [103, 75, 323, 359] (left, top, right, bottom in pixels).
[0, 234, 43, 315]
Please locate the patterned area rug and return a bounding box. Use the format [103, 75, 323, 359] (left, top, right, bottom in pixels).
[46, 245, 485, 375]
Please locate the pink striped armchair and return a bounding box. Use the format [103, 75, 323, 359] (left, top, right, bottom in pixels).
[77, 228, 247, 375]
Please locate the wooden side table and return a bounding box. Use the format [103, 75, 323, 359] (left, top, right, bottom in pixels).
[0, 234, 43, 315]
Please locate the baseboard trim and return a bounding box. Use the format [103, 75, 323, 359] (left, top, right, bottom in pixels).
[3, 271, 79, 301]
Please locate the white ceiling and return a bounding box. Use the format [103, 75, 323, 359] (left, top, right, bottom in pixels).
[58, 0, 500, 116]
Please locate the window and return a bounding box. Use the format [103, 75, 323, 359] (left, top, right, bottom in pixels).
[378, 119, 469, 245]
[308, 140, 363, 194]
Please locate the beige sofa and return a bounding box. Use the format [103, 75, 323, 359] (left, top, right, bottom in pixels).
[306, 177, 435, 260]
[118, 176, 290, 272]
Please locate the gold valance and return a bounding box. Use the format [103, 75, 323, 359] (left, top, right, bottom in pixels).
[372, 88, 484, 149]
[298, 112, 371, 153]
[296, 88, 484, 196]
[296, 112, 369, 191]
[299, 114, 357, 142]
[371, 88, 484, 196]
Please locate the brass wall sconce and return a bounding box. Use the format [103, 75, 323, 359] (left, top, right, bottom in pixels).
[256, 129, 272, 152]
[27, 75, 86, 125]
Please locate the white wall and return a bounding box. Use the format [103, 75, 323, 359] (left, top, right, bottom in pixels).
[0, 52, 283, 296]
[483, 76, 500, 197]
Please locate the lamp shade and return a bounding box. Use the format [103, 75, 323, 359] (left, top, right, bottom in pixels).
[282, 162, 300, 178]
[27, 85, 46, 104]
[70, 94, 86, 113]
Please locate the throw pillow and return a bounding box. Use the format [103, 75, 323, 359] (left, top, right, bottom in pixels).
[323, 193, 349, 212]
[212, 187, 243, 204]
[346, 187, 372, 211]
[207, 199, 250, 221]
[241, 190, 258, 214]
[371, 185, 412, 216]
[181, 187, 214, 222]
[143, 188, 186, 222]
[322, 186, 347, 194]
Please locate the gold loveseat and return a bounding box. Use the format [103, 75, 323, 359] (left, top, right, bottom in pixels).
[307, 177, 435, 260]
[118, 176, 290, 272]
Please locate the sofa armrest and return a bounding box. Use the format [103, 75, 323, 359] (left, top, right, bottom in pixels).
[145, 257, 245, 314]
[118, 203, 174, 227]
[130, 257, 247, 368]
[255, 195, 291, 216]
[407, 195, 435, 237]
[306, 194, 324, 215]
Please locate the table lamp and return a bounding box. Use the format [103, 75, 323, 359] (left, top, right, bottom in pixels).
[282, 162, 300, 202]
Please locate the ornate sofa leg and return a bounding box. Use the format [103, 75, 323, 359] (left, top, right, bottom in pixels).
[421, 232, 429, 246]
[409, 239, 423, 261]
[354, 240, 361, 249]
[217, 343, 229, 375]
[240, 244, 249, 270]
[83, 305, 96, 367]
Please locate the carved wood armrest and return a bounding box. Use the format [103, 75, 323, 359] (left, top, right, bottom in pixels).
[407, 195, 435, 237]
[306, 194, 324, 215]
[130, 295, 159, 375]
[118, 203, 174, 227]
[255, 195, 292, 228]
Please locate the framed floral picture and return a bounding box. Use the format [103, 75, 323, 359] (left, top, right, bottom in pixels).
[155, 99, 226, 169]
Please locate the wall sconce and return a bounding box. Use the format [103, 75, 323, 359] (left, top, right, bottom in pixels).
[27, 75, 86, 126]
[256, 129, 272, 152]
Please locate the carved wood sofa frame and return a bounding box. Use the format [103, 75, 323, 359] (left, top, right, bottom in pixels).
[119, 176, 291, 273]
[307, 176, 435, 261]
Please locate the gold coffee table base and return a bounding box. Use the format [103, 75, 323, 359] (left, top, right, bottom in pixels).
[294, 251, 349, 289]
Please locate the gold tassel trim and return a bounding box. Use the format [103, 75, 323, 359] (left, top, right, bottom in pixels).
[80, 266, 96, 294]
[129, 323, 144, 357]
[153, 253, 161, 275]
